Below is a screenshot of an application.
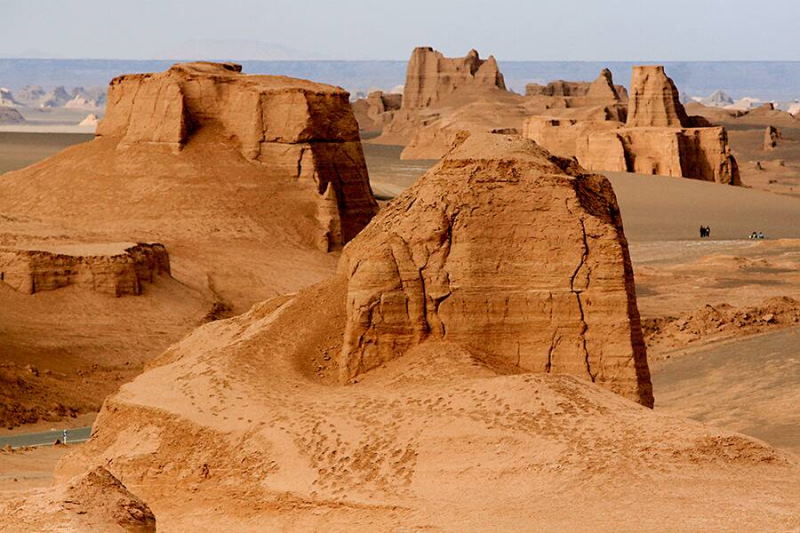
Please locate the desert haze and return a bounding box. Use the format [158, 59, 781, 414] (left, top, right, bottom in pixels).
[1, 8, 800, 532]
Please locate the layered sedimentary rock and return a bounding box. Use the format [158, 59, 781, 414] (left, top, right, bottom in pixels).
[626, 65, 689, 127]
[99, 62, 377, 246]
[0, 243, 170, 296]
[351, 90, 402, 133]
[524, 66, 740, 185]
[525, 69, 628, 104]
[339, 133, 653, 406]
[401, 47, 506, 110]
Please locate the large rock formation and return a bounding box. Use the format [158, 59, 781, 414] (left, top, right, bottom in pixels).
[524, 66, 741, 185]
[0, 62, 378, 430]
[0, 243, 169, 296]
[401, 47, 506, 110]
[626, 65, 689, 127]
[351, 90, 402, 133]
[340, 133, 653, 405]
[526, 69, 628, 105]
[371, 47, 514, 146]
[98, 62, 376, 245]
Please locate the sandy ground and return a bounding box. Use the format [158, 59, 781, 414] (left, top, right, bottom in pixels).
[653, 326, 800, 455]
[1, 136, 800, 525]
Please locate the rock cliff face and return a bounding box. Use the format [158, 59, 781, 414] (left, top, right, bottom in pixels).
[339, 133, 653, 406]
[0, 107, 25, 124]
[0, 243, 170, 296]
[352, 90, 402, 133]
[525, 69, 628, 104]
[626, 66, 689, 128]
[401, 47, 506, 110]
[98, 61, 377, 246]
[524, 66, 740, 185]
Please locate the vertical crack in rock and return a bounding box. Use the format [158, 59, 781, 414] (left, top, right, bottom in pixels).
[570, 217, 596, 382]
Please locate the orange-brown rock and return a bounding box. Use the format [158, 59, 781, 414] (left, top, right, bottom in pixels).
[626, 65, 689, 127]
[401, 47, 506, 110]
[525, 69, 628, 106]
[351, 90, 402, 133]
[524, 66, 740, 185]
[0, 243, 169, 296]
[763, 125, 780, 150]
[0, 467, 156, 532]
[96, 62, 376, 246]
[339, 133, 653, 406]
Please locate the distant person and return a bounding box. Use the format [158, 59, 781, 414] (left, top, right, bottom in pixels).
[706, 226, 711, 238]
[758, 231, 765, 239]
[699, 226, 705, 238]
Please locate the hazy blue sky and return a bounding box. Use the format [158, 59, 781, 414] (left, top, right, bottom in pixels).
[2, 0, 797, 60]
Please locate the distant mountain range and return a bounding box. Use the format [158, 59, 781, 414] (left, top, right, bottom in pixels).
[0, 84, 105, 110]
[2, 59, 800, 104]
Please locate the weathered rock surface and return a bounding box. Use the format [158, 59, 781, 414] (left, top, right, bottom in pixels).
[0, 243, 170, 296]
[401, 47, 506, 110]
[98, 61, 377, 246]
[351, 90, 402, 133]
[339, 133, 653, 406]
[524, 66, 740, 185]
[525, 69, 628, 105]
[626, 65, 689, 127]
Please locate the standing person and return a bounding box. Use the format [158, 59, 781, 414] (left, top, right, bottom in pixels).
[706, 226, 711, 238]
[699, 225, 705, 238]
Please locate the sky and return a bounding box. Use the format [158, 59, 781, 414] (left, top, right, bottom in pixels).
[1, 0, 798, 61]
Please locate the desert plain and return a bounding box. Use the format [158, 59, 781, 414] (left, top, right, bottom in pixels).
[0, 49, 798, 532]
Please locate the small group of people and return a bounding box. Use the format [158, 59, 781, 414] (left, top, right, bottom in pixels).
[749, 231, 766, 239]
[699, 225, 712, 238]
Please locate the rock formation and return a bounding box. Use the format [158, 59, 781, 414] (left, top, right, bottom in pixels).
[0, 62, 378, 430]
[524, 66, 741, 185]
[351, 90, 402, 133]
[0, 467, 156, 532]
[0, 243, 170, 296]
[340, 133, 653, 406]
[763, 125, 780, 150]
[401, 47, 506, 110]
[79, 113, 99, 127]
[626, 66, 689, 127]
[0, 107, 25, 124]
[525, 69, 628, 104]
[97, 62, 376, 246]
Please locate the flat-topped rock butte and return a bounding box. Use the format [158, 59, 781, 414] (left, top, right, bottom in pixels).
[0, 61, 379, 429]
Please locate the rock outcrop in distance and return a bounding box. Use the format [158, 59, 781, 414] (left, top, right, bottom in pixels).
[360, 48, 631, 160]
[31, 132, 800, 532]
[526, 68, 629, 104]
[525, 65, 741, 185]
[0, 243, 169, 296]
[351, 90, 402, 134]
[401, 47, 506, 109]
[0, 107, 25, 124]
